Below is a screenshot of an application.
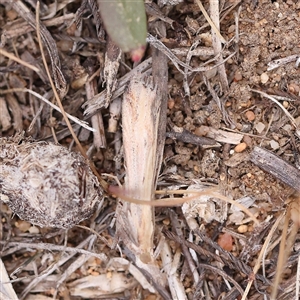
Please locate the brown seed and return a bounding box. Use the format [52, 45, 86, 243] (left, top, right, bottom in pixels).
[234, 142, 247, 153]
[245, 110, 255, 121]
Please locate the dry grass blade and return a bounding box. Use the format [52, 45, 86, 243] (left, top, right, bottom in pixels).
[0, 88, 95, 132]
[160, 239, 188, 300]
[241, 214, 284, 300]
[0, 48, 39, 72]
[251, 89, 300, 138]
[271, 192, 300, 300]
[209, 0, 229, 92]
[194, 0, 226, 44]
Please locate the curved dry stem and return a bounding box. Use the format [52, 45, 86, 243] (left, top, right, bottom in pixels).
[110, 186, 259, 225]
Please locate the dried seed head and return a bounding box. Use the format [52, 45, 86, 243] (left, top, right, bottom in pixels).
[0, 136, 102, 228]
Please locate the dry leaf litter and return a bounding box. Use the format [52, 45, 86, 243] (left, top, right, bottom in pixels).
[0, 0, 300, 300]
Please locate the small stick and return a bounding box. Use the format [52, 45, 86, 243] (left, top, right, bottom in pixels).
[250, 146, 300, 193]
[85, 60, 107, 148]
[251, 89, 300, 137]
[209, 0, 229, 92]
[194, 0, 226, 44]
[0, 48, 39, 72]
[0, 97, 12, 131]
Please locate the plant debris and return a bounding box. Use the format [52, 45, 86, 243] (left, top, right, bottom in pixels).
[0, 135, 102, 228]
[0, 0, 299, 299]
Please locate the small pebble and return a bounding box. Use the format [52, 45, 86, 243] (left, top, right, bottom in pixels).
[29, 226, 40, 234]
[15, 220, 31, 232]
[270, 140, 280, 150]
[194, 125, 209, 136]
[243, 135, 252, 147]
[247, 225, 254, 232]
[234, 142, 247, 153]
[234, 70, 243, 81]
[163, 218, 170, 226]
[283, 124, 292, 132]
[237, 225, 248, 233]
[288, 83, 300, 95]
[272, 74, 281, 82]
[282, 101, 289, 108]
[245, 110, 255, 121]
[255, 122, 266, 134]
[260, 72, 269, 84]
[220, 173, 226, 181]
[168, 98, 175, 109]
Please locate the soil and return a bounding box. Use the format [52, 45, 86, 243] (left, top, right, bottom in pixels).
[0, 0, 299, 300]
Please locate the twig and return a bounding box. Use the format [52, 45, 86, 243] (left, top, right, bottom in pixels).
[240, 214, 284, 300]
[1, 14, 75, 41]
[55, 235, 97, 296]
[169, 209, 200, 284]
[103, 37, 122, 107]
[122, 245, 171, 299]
[198, 263, 244, 298]
[0, 97, 11, 131]
[0, 88, 95, 132]
[0, 258, 18, 300]
[147, 34, 233, 75]
[85, 59, 107, 148]
[19, 235, 99, 299]
[194, 0, 226, 44]
[83, 57, 152, 115]
[209, 0, 229, 92]
[108, 98, 122, 133]
[270, 208, 291, 300]
[160, 239, 188, 300]
[250, 146, 300, 193]
[204, 75, 233, 126]
[267, 54, 300, 71]
[251, 89, 300, 137]
[151, 20, 169, 190]
[0, 241, 107, 261]
[166, 128, 220, 148]
[0, 48, 39, 72]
